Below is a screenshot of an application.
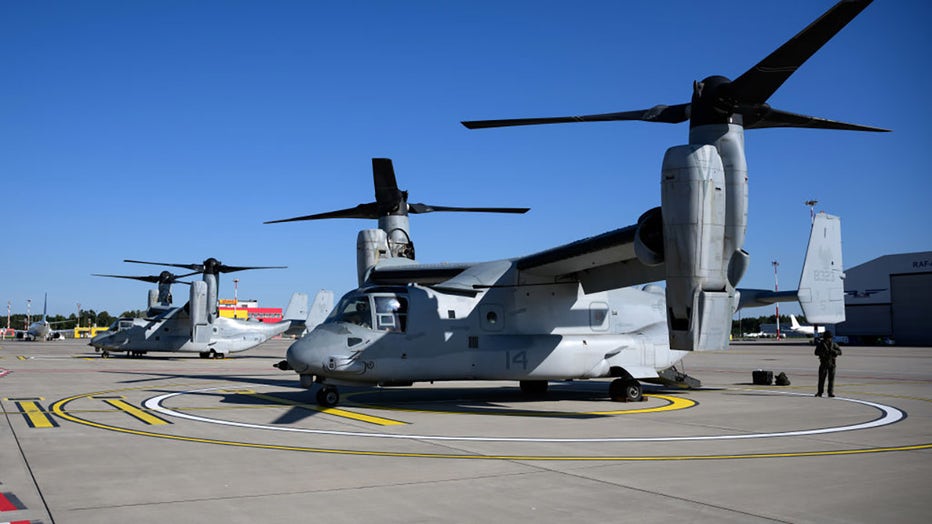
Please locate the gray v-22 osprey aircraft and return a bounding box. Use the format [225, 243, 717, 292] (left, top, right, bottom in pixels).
[90, 258, 334, 358]
[269, 0, 885, 407]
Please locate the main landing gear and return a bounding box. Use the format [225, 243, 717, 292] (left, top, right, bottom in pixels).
[316, 386, 340, 407]
[609, 378, 644, 402]
[198, 350, 224, 359]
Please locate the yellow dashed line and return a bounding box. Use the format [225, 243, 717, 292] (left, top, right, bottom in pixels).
[246, 392, 408, 426]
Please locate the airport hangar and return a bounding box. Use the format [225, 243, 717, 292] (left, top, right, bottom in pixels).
[836, 251, 932, 346]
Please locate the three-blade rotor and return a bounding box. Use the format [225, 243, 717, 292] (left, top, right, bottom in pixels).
[264, 158, 529, 225]
[123, 258, 286, 275]
[461, 0, 887, 133]
[93, 270, 200, 285]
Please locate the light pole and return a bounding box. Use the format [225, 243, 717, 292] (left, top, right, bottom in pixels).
[27, 299, 32, 326]
[772, 261, 780, 340]
[233, 278, 239, 318]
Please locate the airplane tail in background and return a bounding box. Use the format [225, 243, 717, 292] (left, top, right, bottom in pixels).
[790, 314, 802, 330]
[306, 289, 334, 328]
[282, 290, 334, 337]
[283, 292, 309, 321]
[797, 213, 845, 324]
[737, 212, 845, 325]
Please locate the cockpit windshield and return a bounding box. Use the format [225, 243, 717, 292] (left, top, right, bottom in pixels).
[327, 290, 408, 332]
[110, 318, 134, 332]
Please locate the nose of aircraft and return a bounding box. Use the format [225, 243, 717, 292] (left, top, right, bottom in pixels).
[286, 327, 338, 374]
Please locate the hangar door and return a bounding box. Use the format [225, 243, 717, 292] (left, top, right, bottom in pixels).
[891, 273, 932, 346]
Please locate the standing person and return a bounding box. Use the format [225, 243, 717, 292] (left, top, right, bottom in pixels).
[815, 331, 842, 397]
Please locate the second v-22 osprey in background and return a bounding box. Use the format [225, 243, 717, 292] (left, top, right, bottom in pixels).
[90, 258, 334, 358]
[269, 0, 883, 406]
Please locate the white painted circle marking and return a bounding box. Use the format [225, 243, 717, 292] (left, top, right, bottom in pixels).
[143, 387, 904, 443]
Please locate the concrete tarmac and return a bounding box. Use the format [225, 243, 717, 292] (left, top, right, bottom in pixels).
[1, 338, 929, 523]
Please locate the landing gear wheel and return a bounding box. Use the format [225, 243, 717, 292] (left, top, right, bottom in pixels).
[199, 352, 210, 359]
[208, 349, 218, 359]
[316, 386, 340, 407]
[610, 378, 644, 402]
[519, 380, 548, 396]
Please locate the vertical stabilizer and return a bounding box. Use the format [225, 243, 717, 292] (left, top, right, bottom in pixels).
[283, 293, 309, 321]
[798, 213, 845, 324]
[306, 290, 334, 328]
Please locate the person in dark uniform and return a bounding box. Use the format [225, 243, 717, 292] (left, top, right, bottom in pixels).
[814, 331, 842, 397]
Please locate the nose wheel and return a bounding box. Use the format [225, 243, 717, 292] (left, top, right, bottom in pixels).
[610, 378, 644, 402]
[316, 386, 340, 407]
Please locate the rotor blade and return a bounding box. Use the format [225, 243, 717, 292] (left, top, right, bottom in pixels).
[93, 273, 162, 283]
[123, 259, 203, 272]
[744, 107, 890, 132]
[264, 202, 381, 224]
[215, 264, 287, 274]
[372, 158, 403, 204]
[730, 0, 873, 104]
[408, 203, 530, 214]
[461, 104, 690, 129]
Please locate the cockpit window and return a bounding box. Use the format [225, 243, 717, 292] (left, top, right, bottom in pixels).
[375, 296, 407, 332]
[327, 292, 407, 332]
[328, 295, 373, 328]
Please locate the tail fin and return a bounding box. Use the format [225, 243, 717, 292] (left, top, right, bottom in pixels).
[797, 213, 845, 324]
[283, 292, 309, 321]
[281, 290, 333, 337]
[306, 289, 334, 328]
[42, 292, 48, 321]
[790, 314, 801, 329]
[736, 212, 845, 326]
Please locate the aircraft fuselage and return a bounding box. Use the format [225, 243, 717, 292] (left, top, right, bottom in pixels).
[286, 280, 687, 386]
[89, 313, 289, 355]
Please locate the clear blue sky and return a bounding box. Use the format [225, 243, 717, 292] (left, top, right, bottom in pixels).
[2, 0, 929, 319]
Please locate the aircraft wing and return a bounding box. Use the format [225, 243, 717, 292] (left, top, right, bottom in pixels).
[368, 259, 516, 295]
[365, 213, 667, 295]
[515, 220, 666, 293]
[367, 261, 476, 286]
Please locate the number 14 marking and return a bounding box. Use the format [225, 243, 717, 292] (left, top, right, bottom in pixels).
[505, 350, 527, 370]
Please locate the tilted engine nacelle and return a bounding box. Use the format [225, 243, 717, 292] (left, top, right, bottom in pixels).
[147, 289, 160, 310]
[660, 144, 735, 350]
[190, 280, 210, 344]
[357, 229, 390, 286]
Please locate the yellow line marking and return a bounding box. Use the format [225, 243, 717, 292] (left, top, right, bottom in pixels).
[48, 385, 930, 461]
[345, 394, 695, 417]
[6, 398, 57, 428]
[246, 392, 407, 426]
[102, 398, 171, 425]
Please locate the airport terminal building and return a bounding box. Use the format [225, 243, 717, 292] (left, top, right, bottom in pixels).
[836, 251, 932, 346]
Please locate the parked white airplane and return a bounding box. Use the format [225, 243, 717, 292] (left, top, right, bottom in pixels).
[789, 314, 825, 336]
[15, 294, 71, 341]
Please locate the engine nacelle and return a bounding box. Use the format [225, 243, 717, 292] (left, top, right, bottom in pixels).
[190, 280, 210, 344]
[357, 229, 390, 286]
[661, 144, 733, 350]
[634, 207, 664, 266]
